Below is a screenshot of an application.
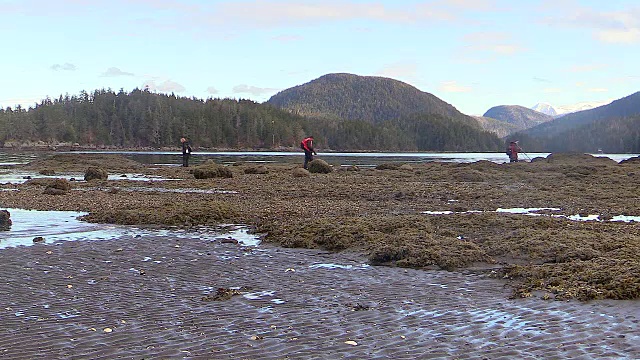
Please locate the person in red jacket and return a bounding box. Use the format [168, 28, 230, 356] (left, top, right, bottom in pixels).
[507, 141, 522, 163]
[300, 136, 317, 169]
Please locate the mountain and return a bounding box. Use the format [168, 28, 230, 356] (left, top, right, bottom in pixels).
[267, 73, 475, 125]
[472, 116, 520, 138]
[521, 91, 640, 138]
[482, 105, 553, 132]
[531, 103, 558, 116]
[531, 100, 613, 117]
[516, 91, 640, 152]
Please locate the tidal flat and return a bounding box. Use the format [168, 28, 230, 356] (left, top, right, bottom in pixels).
[1, 152, 639, 301]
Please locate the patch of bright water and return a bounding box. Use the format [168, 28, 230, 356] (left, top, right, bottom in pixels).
[88, 187, 238, 194]
[0, 171, 177, 184]
[423, 207, 640, 223]
[243, 290, 284, 304]
[308, 263, 371, 270]
[0, 209, 261, 249]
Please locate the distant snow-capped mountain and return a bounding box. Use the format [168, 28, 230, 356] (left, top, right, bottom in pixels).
[531, 100, 613, 117]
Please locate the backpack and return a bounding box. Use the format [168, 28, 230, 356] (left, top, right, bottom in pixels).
[506, 148, 512, 156]
[300, 141, 305, 150]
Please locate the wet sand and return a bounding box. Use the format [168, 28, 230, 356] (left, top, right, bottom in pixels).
[1, 235, 638, 359]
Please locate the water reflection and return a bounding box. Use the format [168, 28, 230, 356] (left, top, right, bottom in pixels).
[1, 150, 638, 169]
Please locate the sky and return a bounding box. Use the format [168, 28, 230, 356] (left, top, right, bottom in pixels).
[1, 0, 638, 115]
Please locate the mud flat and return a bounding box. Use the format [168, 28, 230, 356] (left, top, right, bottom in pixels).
[0, 235, 638, 359]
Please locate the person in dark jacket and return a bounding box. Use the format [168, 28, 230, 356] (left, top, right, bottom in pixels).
[507, 141, 522, 163]
[300, 136, 317, 169]
[181, 137, 192, 167]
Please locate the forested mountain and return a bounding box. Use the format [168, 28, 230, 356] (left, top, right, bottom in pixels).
[267, 73, 476, 125]
[482, 105, 553, 131]
[515, 114, 640, 153]
[0, 88, 503, 152]
[472, 115, 520, 138]
[519, 91, 640, 138]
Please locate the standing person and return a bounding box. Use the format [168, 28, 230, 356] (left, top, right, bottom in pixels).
[181, 137, 192, 167]
[300, 136, 317, 170]
[506, 140, 522, 163]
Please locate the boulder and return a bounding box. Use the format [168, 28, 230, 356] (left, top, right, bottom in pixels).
[292, 168, 310, 177]
[308, 159, 333, 174]
[0, 209, 11, 231]
[193, 160, 233, 179]
[84, 167, 108, 181]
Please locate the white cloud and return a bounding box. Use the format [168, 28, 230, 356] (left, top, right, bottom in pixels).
[206, 86, 219, 94]
[144, 80, 186, 93]
[440, 81, 472, 93]
[232, 84, 280, 96]
[50, 63, 77, 71]
[458, 31, 526, 60]
[376, 62, 419, 80]
[101, 67, 134, 77]
[543, 5, 640, 44]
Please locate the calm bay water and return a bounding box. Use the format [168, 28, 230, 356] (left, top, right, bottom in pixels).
[1, 150, 637, 168]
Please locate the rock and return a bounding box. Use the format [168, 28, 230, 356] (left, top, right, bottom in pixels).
[43, 187, 67, 195]
[39, 169, 55, 176]
[292, 168, 310, 177]
[33, 236, 45, 243]
[308, 159, 333, 174]
[193, 160, 233, 179]
[244, 165, 269, 174]
[85, 167, 108, 181]
[0, 209, 11, 231]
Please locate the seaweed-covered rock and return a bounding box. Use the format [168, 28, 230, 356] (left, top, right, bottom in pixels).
[292, 168, 310, 177]
[376, 163, 401, 170]
[39, 169, 55, 176]
[43, 187, 68, 195]
[85, 167, 108, 181]
[399, 164, 414, 172]
[308, 159, 333, 174]
[193, 160, 233, 179]
[0, 209, 11, 231]
[244, 165, 269, 174]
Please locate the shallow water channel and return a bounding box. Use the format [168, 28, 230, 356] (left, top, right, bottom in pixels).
[0, 209, 260, 250]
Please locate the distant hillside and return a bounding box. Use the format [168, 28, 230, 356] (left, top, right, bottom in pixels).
[520, 92, 640, 138]
[517, 114, 640, 153]
[472, 116, 520, 138]
[483, 105, 553, 131]
[267, 73, 475, 125]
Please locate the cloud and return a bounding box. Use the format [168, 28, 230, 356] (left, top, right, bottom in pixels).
[209, 0, 505, 29]
[50, 63, 77, 71]
[376, 62, 419, 80]
[206, 86, 219, 94]
[533, 77, 552, 83]
[457, 31, 526, 60]
[232, 84, 280, 96]
[272, 35, 304, 42]
[101, 67, 134, 77]
[440, 81, 472, 93]
[589, 88, 608, 93]
[543, 5, 640, 44]
[143, 80, 186, 93]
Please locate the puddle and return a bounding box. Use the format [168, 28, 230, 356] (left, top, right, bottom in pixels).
[422, 207, 640, 223]
[243, 290, 284, 304]
[0, 171, 177, 184]
[87, 187, 237, 194]
[0, 209, 261, 249]
[309, 263, 370, 270]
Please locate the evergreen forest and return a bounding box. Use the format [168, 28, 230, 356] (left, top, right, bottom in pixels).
[0, 88, 503, 152]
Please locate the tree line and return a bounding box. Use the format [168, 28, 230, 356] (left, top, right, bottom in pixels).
[0, 88, 503, 152]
